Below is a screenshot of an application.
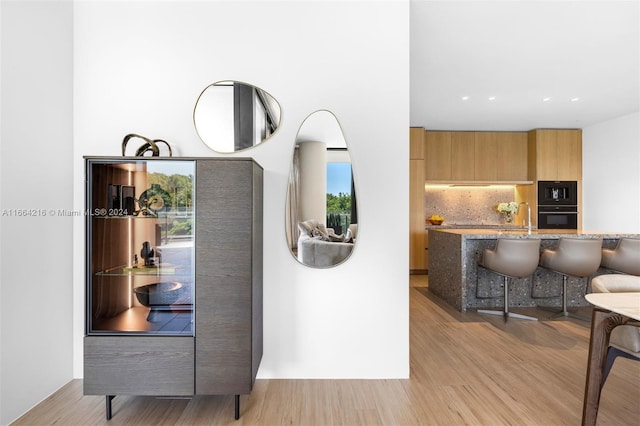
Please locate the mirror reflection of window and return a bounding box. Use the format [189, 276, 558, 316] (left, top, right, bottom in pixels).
[326, 149, 355, 236]
[194, 80, 281, 153]
[286, 111, 358, 268]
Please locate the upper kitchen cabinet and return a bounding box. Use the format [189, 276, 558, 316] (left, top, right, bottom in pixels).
[425, 131, 452, 180]
[410, 127, 425, 160]
[496, 132, 528, 181]
[528, 129, 582, 181]
[451, 132, 475, 180]
[424, 130, 529, 183]
[474, 132, 497, 180]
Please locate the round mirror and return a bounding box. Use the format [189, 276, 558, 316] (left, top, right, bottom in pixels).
[285, 110, 358, 268]
[194, 80, 282, 153]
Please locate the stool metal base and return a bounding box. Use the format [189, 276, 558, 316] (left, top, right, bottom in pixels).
[539, 305, 590, 321]
[538, 274, 590, 321]
[477, 273, 538, 322]
[478, 309, 538, 321]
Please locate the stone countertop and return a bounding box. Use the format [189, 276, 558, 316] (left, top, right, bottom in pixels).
[429, 229, 638, 239]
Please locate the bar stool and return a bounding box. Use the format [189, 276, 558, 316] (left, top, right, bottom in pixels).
[477, 238, 541, 321]
[601, 237, 640, 276]
[538, 238, 603, 318]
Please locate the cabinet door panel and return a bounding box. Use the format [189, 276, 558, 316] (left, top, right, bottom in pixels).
[195, 160, 256, 395]
[474, 132, 497, 180]
[451, 132, 475, 180]
[556, 130, 581, 180]
[410, 128, 425, 160]
[535, 130, 558, 180]
[425, 132, 451, 180]
[496, 132, 527, 181]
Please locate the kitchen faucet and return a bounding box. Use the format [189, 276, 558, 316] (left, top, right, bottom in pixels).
[519, 202, 532, 235]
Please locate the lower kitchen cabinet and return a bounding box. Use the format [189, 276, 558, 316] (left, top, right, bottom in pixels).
[83, 157, 263, 420]
[410, 158, 426, 271]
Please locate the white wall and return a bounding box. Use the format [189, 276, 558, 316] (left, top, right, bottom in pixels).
[0, 1, 74, 424]
[583, 111, 640, 233]
[73, 1, 410, 379]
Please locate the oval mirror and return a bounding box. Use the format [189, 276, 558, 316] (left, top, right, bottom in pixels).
[194, 80, 282, 153]
[285, 110, 358, 268]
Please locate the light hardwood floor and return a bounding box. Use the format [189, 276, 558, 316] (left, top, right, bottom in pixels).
[13, 276, 640, 425]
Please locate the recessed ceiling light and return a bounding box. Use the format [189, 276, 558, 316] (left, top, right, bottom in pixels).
[461, 96, 469, 101]
[542, 97, 551, 102]
[571, 97, 580, 102]
[488, 96, 496, 101]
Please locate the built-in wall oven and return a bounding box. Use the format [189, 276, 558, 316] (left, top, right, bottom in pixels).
[538, 181, 578, 229]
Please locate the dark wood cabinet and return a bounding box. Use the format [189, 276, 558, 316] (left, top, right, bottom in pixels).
[83, 157, 263, 420]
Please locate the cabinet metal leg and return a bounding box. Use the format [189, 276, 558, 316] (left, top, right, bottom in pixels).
[235, 394, 240, 420]
[106, 395, 115, 420]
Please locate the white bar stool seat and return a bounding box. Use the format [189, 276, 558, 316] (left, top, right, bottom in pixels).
[478, 238, 541, 321]
[539, 237, 603, 319]
[601, 237, 640, 276]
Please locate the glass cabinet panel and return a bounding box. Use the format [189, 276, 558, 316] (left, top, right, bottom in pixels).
[86, 159, 195, 335]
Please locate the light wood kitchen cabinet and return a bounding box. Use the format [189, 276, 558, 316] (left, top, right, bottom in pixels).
[533, 130, 558, 180]
[410, 127, 425, 160]
[410, 128, 426, 271]
[424, 130, 528, 182]
[474, 132, 498, 180]
[526, 129, 583, 228]
[556, 130, 582, 180]
[496, 132, 528, 181]
[425, 131, 451, 180]
[451, 132, 475, 180]
[529, 129, 582, 181]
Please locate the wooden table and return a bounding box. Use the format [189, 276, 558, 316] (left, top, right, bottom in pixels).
[582, 293, 640, 425]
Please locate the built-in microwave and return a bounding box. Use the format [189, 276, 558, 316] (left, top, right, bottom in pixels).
[538, 205, 578, 229]
[538, 181, 578, 206]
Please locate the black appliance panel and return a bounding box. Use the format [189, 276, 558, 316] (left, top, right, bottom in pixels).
[538, 180, 577, 206]
[538, 206, 578, 229]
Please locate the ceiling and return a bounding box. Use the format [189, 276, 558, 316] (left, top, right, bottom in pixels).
[410, 0, 639, 131]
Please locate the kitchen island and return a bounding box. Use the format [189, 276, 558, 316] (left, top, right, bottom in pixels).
[428, 229, 640, 312]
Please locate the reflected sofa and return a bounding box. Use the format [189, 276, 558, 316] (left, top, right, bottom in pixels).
[297, 220, 356, 267]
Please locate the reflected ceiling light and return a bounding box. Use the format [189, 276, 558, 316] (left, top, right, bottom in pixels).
[571, 97, 580, 102]
[543, 97, 551, 102]
[461, 96, 470, 101]
[488, 96, 496, 101]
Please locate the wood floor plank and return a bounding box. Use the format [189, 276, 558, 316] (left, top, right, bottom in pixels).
[11, 284, 640, 425]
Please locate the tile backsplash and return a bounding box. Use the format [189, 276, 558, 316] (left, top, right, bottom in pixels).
[425, 187, 516, 225]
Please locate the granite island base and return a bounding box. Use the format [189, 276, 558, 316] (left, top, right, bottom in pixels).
[428, 229, 640, 312]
